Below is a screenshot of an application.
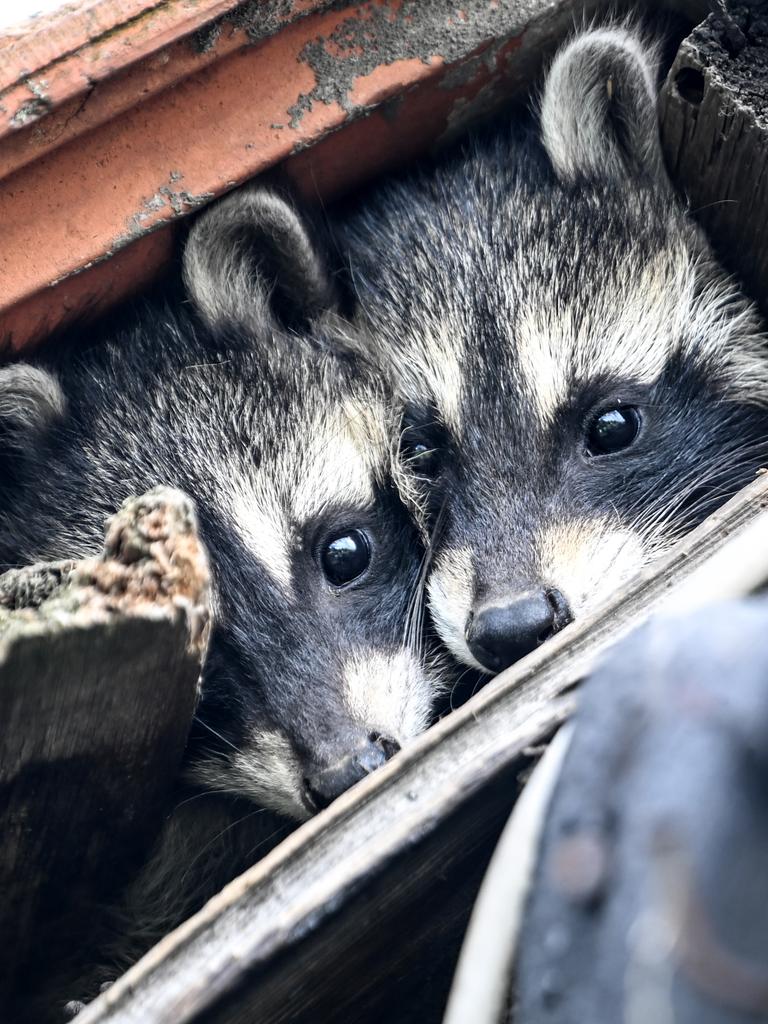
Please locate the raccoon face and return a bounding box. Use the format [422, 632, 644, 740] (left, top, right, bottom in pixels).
[171, 188, 444, 819]
[337, 27, 768, 675]
[0, 188, 441, 821]
[183, 355, 436, 821]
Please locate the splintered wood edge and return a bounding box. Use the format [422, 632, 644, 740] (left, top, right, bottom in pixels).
[79, 471, 768, 1024]
[0, 488, 214, 992]
[0, 485, 211, 658]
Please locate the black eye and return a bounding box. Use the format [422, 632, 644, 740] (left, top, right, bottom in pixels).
[321, 530, 371, 586]
[586, 406, 642, 456]
[404, 441, 440, 478]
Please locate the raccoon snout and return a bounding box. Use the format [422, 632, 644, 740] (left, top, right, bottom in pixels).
[302, 732, 401, 812]
[466, 589, 571, 673]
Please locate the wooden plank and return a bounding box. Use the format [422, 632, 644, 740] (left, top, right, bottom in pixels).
[76, 474, 768, 1024]
[659, 2, 768, 319]
[0, 486, 210, 1012]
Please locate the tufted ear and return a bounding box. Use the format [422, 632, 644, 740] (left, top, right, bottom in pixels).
[0, 364, 65, 479]
[539, 27, 666, 185]
[183, 185, 335, 335]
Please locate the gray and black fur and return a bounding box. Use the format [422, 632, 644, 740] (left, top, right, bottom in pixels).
[0, 187, 444, 1008]
[333, 26, 768, 675]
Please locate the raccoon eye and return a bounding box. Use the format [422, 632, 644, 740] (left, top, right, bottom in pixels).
[321, 530, 371, 586]
[404, 442, 440, 478]
[586, 406, 642, 456]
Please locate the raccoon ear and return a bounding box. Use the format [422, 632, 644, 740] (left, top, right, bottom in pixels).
[539, 28, 665, 185]
[0, 364, 66, 475]
[183, 186, 335, 334]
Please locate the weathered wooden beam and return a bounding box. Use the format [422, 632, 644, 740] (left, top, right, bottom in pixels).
[75, 474, 768, 1024]
[0, 487, 210, 1009]
[659, 0, 768, 318]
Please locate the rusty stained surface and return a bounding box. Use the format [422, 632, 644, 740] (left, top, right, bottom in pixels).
[0, 2, 238, 137]
[0, 0, 332, 175]
[0, 0, 585, 351]
[0, 0, 224, 132]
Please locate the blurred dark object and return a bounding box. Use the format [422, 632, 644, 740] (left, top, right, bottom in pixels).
[515, 598, 768, 1023]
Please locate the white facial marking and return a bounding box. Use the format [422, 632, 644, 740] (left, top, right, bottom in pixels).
[515, 306, 571, 428]
[293, 425, 372, 521]
[516, 254, 697, 429]
[535, 520, 646, 616]
[189, 730, 309, 822]
[425, 322, 464, 431]
[223, 399, 389, 591]
[343, 649, 433, 741]
[396, 317, 464, 433]
[427, 546, 486, 670]
[229, 488, 293, 590]
[292, 400, 387, 522]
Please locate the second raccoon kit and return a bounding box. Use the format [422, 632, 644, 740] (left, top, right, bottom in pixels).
[0, 189, 446, 1012]
[335, 26, 768, 675]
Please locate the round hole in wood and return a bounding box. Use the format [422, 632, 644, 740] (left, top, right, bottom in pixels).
[675, 66, 705, 105]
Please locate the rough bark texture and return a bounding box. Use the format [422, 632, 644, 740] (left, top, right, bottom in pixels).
[0, 487, 210, 1009]
[659, 1, 768, 318]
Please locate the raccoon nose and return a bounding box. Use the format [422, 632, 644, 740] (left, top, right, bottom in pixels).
[466, 589, 570, 673]
[302, 732, 400, 812]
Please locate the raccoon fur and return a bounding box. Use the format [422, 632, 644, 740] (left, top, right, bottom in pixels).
[0, 187, 444, 1010]
[333, 26, 768, 676]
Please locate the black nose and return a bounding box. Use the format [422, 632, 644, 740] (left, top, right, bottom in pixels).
[466, 589, 571, 673]
[303, 733, 400, 812]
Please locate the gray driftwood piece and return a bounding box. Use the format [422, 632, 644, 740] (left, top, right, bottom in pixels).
[0, 487, 210, 1002]
[76, 473, 768, 1024]
[659, 1, 768, 318]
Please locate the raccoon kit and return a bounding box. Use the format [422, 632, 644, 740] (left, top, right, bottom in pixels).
[335, 26, 768, 676]
[0, 189, 448, 996]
